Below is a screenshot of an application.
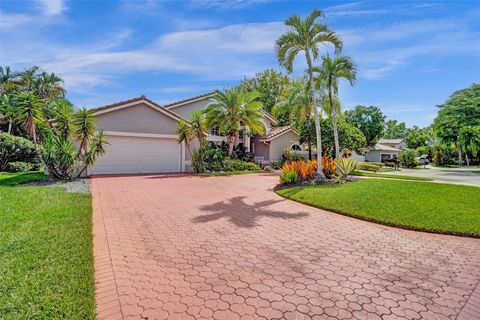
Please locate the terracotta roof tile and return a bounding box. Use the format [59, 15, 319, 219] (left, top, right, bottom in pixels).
[260, 125, 298, 141]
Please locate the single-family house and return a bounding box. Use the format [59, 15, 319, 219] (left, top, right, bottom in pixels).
[365, 138, 406, 162]
[88, 92, 302, 175]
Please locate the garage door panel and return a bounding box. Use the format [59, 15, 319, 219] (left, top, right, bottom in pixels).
[92, 135, 181, 174]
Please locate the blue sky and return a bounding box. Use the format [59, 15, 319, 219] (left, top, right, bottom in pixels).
[1, 0, 479, 127]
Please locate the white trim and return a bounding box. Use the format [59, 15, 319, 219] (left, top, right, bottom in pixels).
[260, 127, 299, 142]
[165, 94, 215, 109]
[93, 99, 183, 122]
[105, 131, 179, 139]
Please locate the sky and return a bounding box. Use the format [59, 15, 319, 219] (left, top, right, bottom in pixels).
[0, 0, 479, 127]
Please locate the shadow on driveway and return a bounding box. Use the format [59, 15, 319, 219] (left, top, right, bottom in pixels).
[193, 196, 308, 228]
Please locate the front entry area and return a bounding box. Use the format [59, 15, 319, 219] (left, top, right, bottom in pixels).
[91, 135, 182, 174]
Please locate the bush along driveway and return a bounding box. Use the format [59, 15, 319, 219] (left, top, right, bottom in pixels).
[92, 173, 480, 320]
[0, 172, 95, 320]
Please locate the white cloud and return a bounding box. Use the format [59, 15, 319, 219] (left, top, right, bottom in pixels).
[0, 11, 33, 30]
[189, 0, 269, 10]
[35, 0, 66, 16]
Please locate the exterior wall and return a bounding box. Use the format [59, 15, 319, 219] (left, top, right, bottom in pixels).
[269, 131, 300, 162]
[95, 103, 178, 135]
[252, 135, 270, 161]
[167, 99, 210, 120]
[365, 151, 399, 162]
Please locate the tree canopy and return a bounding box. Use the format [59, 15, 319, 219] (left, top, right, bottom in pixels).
[344, 105, 385, 147]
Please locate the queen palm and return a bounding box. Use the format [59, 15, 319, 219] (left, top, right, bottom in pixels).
[14, 91, 43, 144]
[204, 87, 265, 157]
[275, 9, 342, 179]
[314, 54, 357, 159]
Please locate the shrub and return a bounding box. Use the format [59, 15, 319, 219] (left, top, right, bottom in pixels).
[7, 161, 34, 172]
[282, 148, 305, 161]
[0, 133, 38, 171]
[366, 161, 384, 167]
[270, 160, 283, 169]
[335, 158, 357, 179]
[282, 160, 317, 180]
[384, 162, 395, 168]
[321, 156, 336, 179]
[223, 159, 260, 171]
[357, 162, 381, 172]
[279, 169, 298, 184]
[191, 149, 206, 173]
[264, 166, 273, 172]
[416, 145, 432, 158]
[398, 148, 418, 168]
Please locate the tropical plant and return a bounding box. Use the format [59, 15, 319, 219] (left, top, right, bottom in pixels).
[321, 155, 337, 178]
[204, 87, 265, 157]
[72, 108, 96, 157]
[7, 161, 34, 172]
[398, 148, 418, 168]
[52, 99, 75, 138]
[282, 160, 317, 179]
[313, 54, 357, 159]
[458, 126, 480, 165]
[191, 148, 206, 173]
[14, 91, 44, 144]
[335, 157, 357, 179]
[190, 110, 208, 150]
[283, 147, 305, 162]
[279, 168, 298, 185]
[356, 162, 381, 172]
[0, 94, 15, 134]
[176, 119, 193, 158]
[275, 9, 342, 180]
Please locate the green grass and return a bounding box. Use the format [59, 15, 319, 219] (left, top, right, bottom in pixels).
[194, 170, 265, 176]
[0, 173, 95, 319]
[352, 170, 433, 181]
[277, 179, 480, 237]
[0, 171, 49, 186]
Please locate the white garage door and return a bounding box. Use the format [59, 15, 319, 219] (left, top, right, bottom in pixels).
[92, 135, 182, 174]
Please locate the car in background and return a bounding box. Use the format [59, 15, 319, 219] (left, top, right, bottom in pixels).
[416, 155, 430, 165]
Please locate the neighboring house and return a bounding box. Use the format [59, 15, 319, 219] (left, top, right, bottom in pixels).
[365, 138, 407, 162]
[88, 93, 301, 175]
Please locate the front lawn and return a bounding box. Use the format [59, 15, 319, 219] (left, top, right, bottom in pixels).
[0, 173, 95, 319]
[277, 179, 480, 237]
[352, 170, 433, 181]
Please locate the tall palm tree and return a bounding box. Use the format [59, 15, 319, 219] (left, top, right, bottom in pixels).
[275, 9, 342, 179]
[272, 78, 314, 158]
[314, 54, 357, 159]
[190, 110, 208, 150]
[72, 108, 96, 156]
[0, 94, 16, 134]
[204, 87, 265, 157]
[14, 91, 43, 143]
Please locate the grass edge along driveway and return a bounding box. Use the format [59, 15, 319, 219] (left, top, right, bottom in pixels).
[0, 172, 95, 320]
[277, 179, 480, 237]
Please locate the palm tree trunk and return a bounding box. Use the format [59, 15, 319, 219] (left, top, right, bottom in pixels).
[306, 50, 325, 180]
[465, 153, 469, 166]
[457, 143, 462, 166]
[7, 121, 12, 134]
[228, 132, 237, 157]
[329, 88, 340, 159]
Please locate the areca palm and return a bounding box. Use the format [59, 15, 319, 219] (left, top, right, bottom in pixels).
[314, 54, 357, 159]
[14, 91, 43, 143]
[205, 87, 265, 157]
[275, 9, 342, 179]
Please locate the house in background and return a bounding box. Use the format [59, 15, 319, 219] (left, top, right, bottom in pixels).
[88, 92, 302, 175]
[365, 138, 407, 162]
[165, 92, 302, 167]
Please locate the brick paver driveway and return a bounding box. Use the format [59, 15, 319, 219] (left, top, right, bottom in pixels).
[92, 173, 480, 320]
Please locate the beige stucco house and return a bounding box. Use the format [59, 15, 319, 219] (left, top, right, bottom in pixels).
[365, 138, 406, 162]
[89, 92, 301, 175]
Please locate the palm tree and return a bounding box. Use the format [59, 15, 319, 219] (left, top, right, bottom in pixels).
[272, 78, 314, 158]
[204, 87, 265, 157]
[176, 119, 194, 158]
[190, 110, 208, 150]
[14, 91, 43, 143]
[314, 54, 357, 159]
[0, 94, 16, 134]
[275, 9, 342, 179]
[0, 66, 20, 95]
[72, 108, 96, 156]
[35, 72, 66, 101]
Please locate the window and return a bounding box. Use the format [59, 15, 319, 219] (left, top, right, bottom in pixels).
[291, 144, 301, 151]
[210, 126, 220, 136]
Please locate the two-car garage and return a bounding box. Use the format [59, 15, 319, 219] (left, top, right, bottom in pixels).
[89, 96, 186, 175]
